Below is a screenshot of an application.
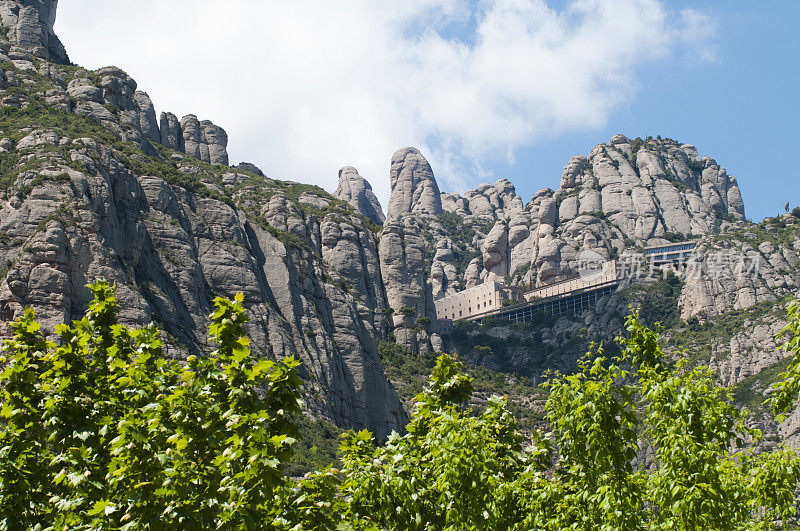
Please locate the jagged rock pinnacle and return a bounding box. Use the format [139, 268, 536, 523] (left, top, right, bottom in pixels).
[0, 0, 69, 64]
[334, 166, 385, 225]
[387, 147, 442, 219]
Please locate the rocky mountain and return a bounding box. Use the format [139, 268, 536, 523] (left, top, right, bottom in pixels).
[0, 0, 405, 439]
[371, 132, 799, 447]
[0, 0, 798, 447]
[333, 166, 385, 225]
[680, 222, 800, 319]
[425, 133, 746, 297]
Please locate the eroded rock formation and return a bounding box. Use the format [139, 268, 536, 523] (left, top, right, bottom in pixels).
[387, 147, 442, 219]
[0, 0, 68, 63]
[0, 4, 404, 438]
[334, 166, 385, 225]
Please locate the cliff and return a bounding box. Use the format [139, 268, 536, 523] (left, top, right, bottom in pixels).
[0, 0, 405, 438]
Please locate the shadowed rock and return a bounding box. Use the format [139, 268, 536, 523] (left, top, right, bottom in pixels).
[334, 166, 385, 225]
[160, 112, 183, 151]
[0, 0, 69, 63]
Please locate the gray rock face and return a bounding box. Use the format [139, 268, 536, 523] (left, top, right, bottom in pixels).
[180, 114, 202, 159]
[714, 317, 788, 387]
[510, 136, 745, 288]
[63, 67, 167, 153]
[441, 179, 524, 221]
[679, 222, 800, 319]
[235, 162, 265, 176]
[66, 79, 101, 103]
[0, 0, 68, 63]
[559, 136, 745, 242]
[0, 156, 405, 438]
[200, 120, 229, 166]
[441, 192, 469, 217]
[334, 166, 385, 225]
[133, 91, 160, 144]
[0, 54, 404, 438]
[464, 257, 482, 288]
[698, 290, 800, 449]
[0, 2, 232, 167]
[379, 216, 438, 353]
[180, 114, 229, 165]
[16, 42, 231, 167]
[430, 239, 460, 299]
[482, 221, 509, 280]
[387, 147, 442, 218]
[160, 112, 183, 151]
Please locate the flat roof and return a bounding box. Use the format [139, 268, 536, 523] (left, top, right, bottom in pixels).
[643, 240, 698, 250]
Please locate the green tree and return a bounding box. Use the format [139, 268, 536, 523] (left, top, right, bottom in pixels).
[771, 300, 800, 418]
[0, 308, 54, 524]
[340, 354, 525, 529]
[338, 309, 800, 530]
[3, 285, 800, 529]
[624, 313, 753, 530]
[540, 349, 641, 530]
[0, 281, 304, 529]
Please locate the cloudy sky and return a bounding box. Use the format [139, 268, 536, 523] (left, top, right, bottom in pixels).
[55, 0, 799, 221]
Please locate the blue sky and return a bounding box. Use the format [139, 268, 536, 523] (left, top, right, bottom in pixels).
[55, 1, 799, 221]
[502, 1, 800, 221]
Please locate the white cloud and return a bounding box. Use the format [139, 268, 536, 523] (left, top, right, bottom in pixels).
[54, 0, 716, 206]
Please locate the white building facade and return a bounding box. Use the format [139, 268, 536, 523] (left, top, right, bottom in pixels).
[434, 281, 517, 321]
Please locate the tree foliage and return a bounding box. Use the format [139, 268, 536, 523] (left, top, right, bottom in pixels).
[338, 309, 800, 530]
[0, 281, 305, 529]
[772, 300, 800, 419]
[2, 284, 800, 530]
